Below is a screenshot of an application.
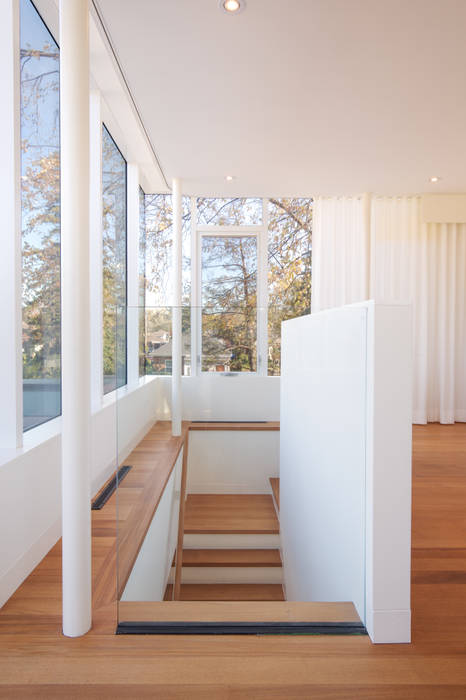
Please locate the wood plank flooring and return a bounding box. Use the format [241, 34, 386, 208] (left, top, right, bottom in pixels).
[0, 423, 465, 698]
[183, 494, 280, 534]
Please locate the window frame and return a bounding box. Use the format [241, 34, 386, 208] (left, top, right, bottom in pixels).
[20, 0, 62, 432]
[192, 209, 269, 377]
[101, 122, 128, 395]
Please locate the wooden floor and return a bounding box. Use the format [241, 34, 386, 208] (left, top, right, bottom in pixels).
[0, 423, 465, 698]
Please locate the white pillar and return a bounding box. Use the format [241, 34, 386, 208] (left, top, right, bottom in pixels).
[172, 178, 182, 435]
[60, 0, 92, 638]
[0, 0, 22, 448]
[127, 163, 140, 387]
[89, 89, 103, 412]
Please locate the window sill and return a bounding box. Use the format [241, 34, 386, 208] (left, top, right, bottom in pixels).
[97, 374, 158, 412]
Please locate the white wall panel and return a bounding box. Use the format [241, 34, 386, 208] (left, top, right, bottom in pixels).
[280, 306, 367, 617]
[280, 301, 412, 643]
[121, 449, 182, 601]
[155, 375, 280, 422]
[187, 430, 279, 494]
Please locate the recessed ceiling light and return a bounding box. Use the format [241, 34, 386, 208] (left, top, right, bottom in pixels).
[225, 175, 235, 181]
[220, 0, 245, 15]
[430, 176, 441, 183]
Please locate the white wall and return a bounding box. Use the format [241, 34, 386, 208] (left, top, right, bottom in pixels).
[0, 377, 158, 609]
[121, 447, 182, 601]
[187, 430, 279, 494]
[280, 301, 412, 644]
[365, 302, 412, 644]
[155, 375, 280, 422]
[280, 306, 368, 618]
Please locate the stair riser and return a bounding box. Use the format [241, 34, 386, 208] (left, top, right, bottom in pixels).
[169, 567, 283, 585]
[183, 534, 281, 549]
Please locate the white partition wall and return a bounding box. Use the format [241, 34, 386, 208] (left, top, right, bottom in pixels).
[280, 301, 412, 644]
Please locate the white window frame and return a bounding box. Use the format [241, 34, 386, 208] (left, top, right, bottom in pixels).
[190, 198, 268, 377]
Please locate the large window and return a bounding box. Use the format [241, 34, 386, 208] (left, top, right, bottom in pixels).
[201, 235, 257, 372]
[267, 198, 312, 375]
[20, 0, 61, 430]
[142, 196, 312, 376]
[197, 197, 262, 226]
[138, 186, 146, 377]
[144, 193, 191, 376]
[102, 125, 127, 394]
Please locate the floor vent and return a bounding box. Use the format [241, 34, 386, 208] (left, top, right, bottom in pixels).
[116, 621, 367, 636]
[92, 465, 131, 510]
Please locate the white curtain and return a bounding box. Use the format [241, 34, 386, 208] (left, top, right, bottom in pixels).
[311, 196, 370, 313]
[311, 193, 466, 423]
[371, 197, 466, 424]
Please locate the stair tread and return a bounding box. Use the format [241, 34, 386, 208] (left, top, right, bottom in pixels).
[164, 583, 285, 601]
[180, 549, 282, 567]
[183, 494, 279, 534]
[269, 478, 280, 511]
[120, 600, 361, 623]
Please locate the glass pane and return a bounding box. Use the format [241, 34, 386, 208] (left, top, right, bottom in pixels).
[267, 198, 312, 375]
[145, 307, 191, 377]
[102, 125, 127, 394]
[145, 194, 191, 308]
[20, 0, 61, 431]
[138, 186, 146, 377]
[201, 236, 257, 372]
[197, 197, 262, 226]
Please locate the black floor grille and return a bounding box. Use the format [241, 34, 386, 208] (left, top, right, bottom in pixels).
[92, 465, 132, 510]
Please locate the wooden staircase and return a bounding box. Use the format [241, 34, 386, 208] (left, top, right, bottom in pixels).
[166, 491, 284, 601]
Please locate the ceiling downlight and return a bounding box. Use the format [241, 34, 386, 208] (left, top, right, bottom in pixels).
[220, 0, 246, 15]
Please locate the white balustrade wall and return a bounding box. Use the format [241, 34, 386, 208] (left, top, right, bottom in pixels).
[280, 301, 412, 643]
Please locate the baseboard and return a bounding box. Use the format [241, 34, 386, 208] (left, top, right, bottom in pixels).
[365, 608, 411, 643]
[0, 517, 61, 609]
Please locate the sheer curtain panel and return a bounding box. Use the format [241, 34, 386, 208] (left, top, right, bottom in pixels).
[311, 196, 370, 313]
[371, 197, 466, 424]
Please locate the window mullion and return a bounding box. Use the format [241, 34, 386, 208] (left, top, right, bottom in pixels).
[257, 198, 269, 376]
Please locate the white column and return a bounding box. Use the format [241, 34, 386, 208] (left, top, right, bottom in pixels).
[60, 0, 92, 638]
[0, 0, 22, 448]
[257, 198, 269, 376]
[171, 178, 182, 435]
[190, 196, 199, 377]
[127, 163, 140, 387]
[89, 89, 103, 412]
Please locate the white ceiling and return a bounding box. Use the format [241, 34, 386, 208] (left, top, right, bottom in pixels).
[98, 0, 466, 197]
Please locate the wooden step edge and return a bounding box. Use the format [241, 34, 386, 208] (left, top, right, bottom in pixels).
[189, 422, 280, 432]
[183, 527, 280, 535]
[172, 549, 283, 568]
[121, 600, 361, 623]
[164, 583, 285, 601]
[269, 477, 280, 512]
